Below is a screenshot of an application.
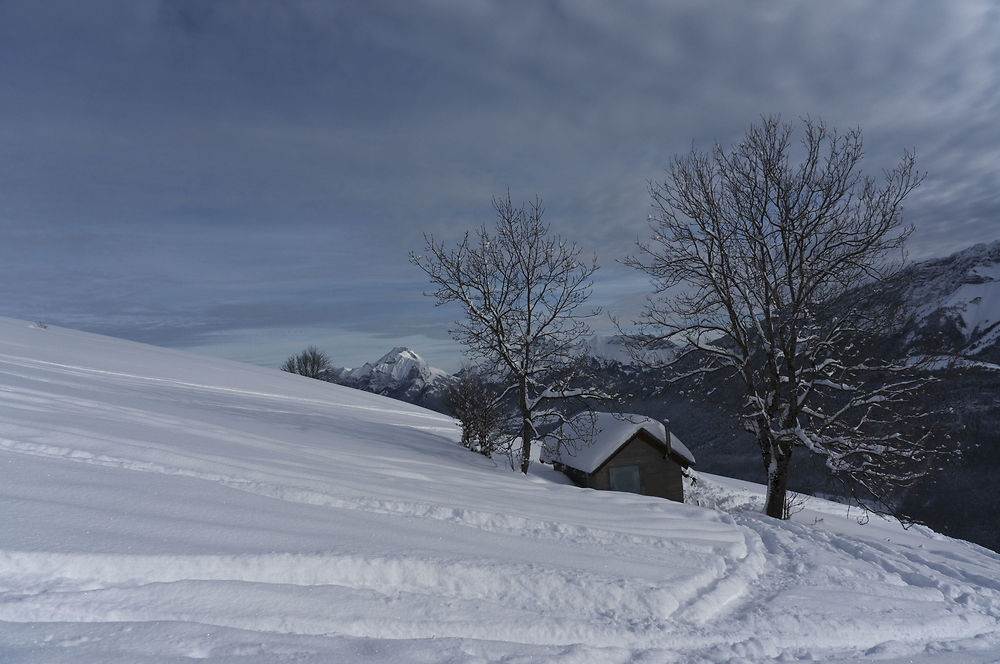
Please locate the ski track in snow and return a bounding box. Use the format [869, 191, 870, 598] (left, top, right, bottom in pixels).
[0, 433, 765, 651]
[1, 319, 1000, 662]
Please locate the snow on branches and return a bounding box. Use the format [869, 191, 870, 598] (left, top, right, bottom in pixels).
[411, 192, 610, 473]
[625, 116, 953, 521]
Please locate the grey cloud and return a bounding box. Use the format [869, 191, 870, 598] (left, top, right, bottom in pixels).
[1, 0, 997, 366]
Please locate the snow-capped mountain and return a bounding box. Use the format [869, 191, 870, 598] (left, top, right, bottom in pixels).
[329, 336, 666, 416]
[893, 240, 1000, 361]
[330, 346, 456, 412]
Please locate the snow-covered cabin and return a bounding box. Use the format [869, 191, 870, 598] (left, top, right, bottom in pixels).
[542, 412, 696, 502]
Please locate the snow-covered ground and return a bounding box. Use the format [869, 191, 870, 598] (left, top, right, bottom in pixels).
[1, 318, 998, 663]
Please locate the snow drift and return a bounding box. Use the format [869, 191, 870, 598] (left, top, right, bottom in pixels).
[1, 317, 998, 662]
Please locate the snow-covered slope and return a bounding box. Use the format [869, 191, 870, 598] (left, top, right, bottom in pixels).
[1, 317, 999, 663]
[897, 240, 1000, 360]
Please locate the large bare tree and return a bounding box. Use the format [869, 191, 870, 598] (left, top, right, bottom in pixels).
[411, 193, 602, 473]
[625, 116, 947, 519]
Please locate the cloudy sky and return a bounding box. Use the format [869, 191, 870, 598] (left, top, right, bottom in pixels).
[1, 1, 998, 371]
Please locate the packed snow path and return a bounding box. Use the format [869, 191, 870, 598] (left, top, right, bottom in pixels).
[1, 318, 998, 662]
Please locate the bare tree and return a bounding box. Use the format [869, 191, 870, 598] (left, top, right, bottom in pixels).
[281, 345, 331, 379]
[447, 365, 502, 457]
[411, 192, 604, 474]
[625, 116, 950, 520]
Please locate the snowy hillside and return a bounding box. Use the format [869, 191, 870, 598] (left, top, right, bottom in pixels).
[896, 240, 1000, 360]
[1, 317, 999, 663]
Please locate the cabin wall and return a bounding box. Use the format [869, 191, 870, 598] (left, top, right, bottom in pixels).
[590, 433, 684, 502]
[554, 463, 589, 489]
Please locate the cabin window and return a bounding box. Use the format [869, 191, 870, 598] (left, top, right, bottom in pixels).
[608, 464, 641, 493]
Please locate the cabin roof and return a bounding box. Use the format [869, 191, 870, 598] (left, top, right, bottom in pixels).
[541, 411, 695, 473]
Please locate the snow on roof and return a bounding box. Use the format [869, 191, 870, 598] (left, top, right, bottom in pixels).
[668, 431, 696, 467]
[542, 411, 695, 473]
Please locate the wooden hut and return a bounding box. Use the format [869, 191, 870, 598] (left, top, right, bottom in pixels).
[542, 412, 695, 502]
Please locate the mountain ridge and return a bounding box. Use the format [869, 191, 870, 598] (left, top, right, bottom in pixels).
[894, 240, 1000, 360]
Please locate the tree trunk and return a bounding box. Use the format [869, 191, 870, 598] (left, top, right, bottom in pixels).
[764, 451, 791, 518]
[519, 415, 532, 474]
[518, 374, 532, 474]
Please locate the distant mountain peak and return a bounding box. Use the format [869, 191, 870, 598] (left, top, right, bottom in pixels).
[379, 346, 421, 362]
[329, 346, 455, 412]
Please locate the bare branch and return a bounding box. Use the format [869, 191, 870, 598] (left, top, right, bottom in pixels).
[411, 193, 608, 473]
[624, 115, 947, 521]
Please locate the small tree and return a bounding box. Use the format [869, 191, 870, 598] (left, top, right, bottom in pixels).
[411, 192, 605, 474]
[447, 366, 502, 457]
[281, 345, 331, 379]
[625, 116, 951, 520]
